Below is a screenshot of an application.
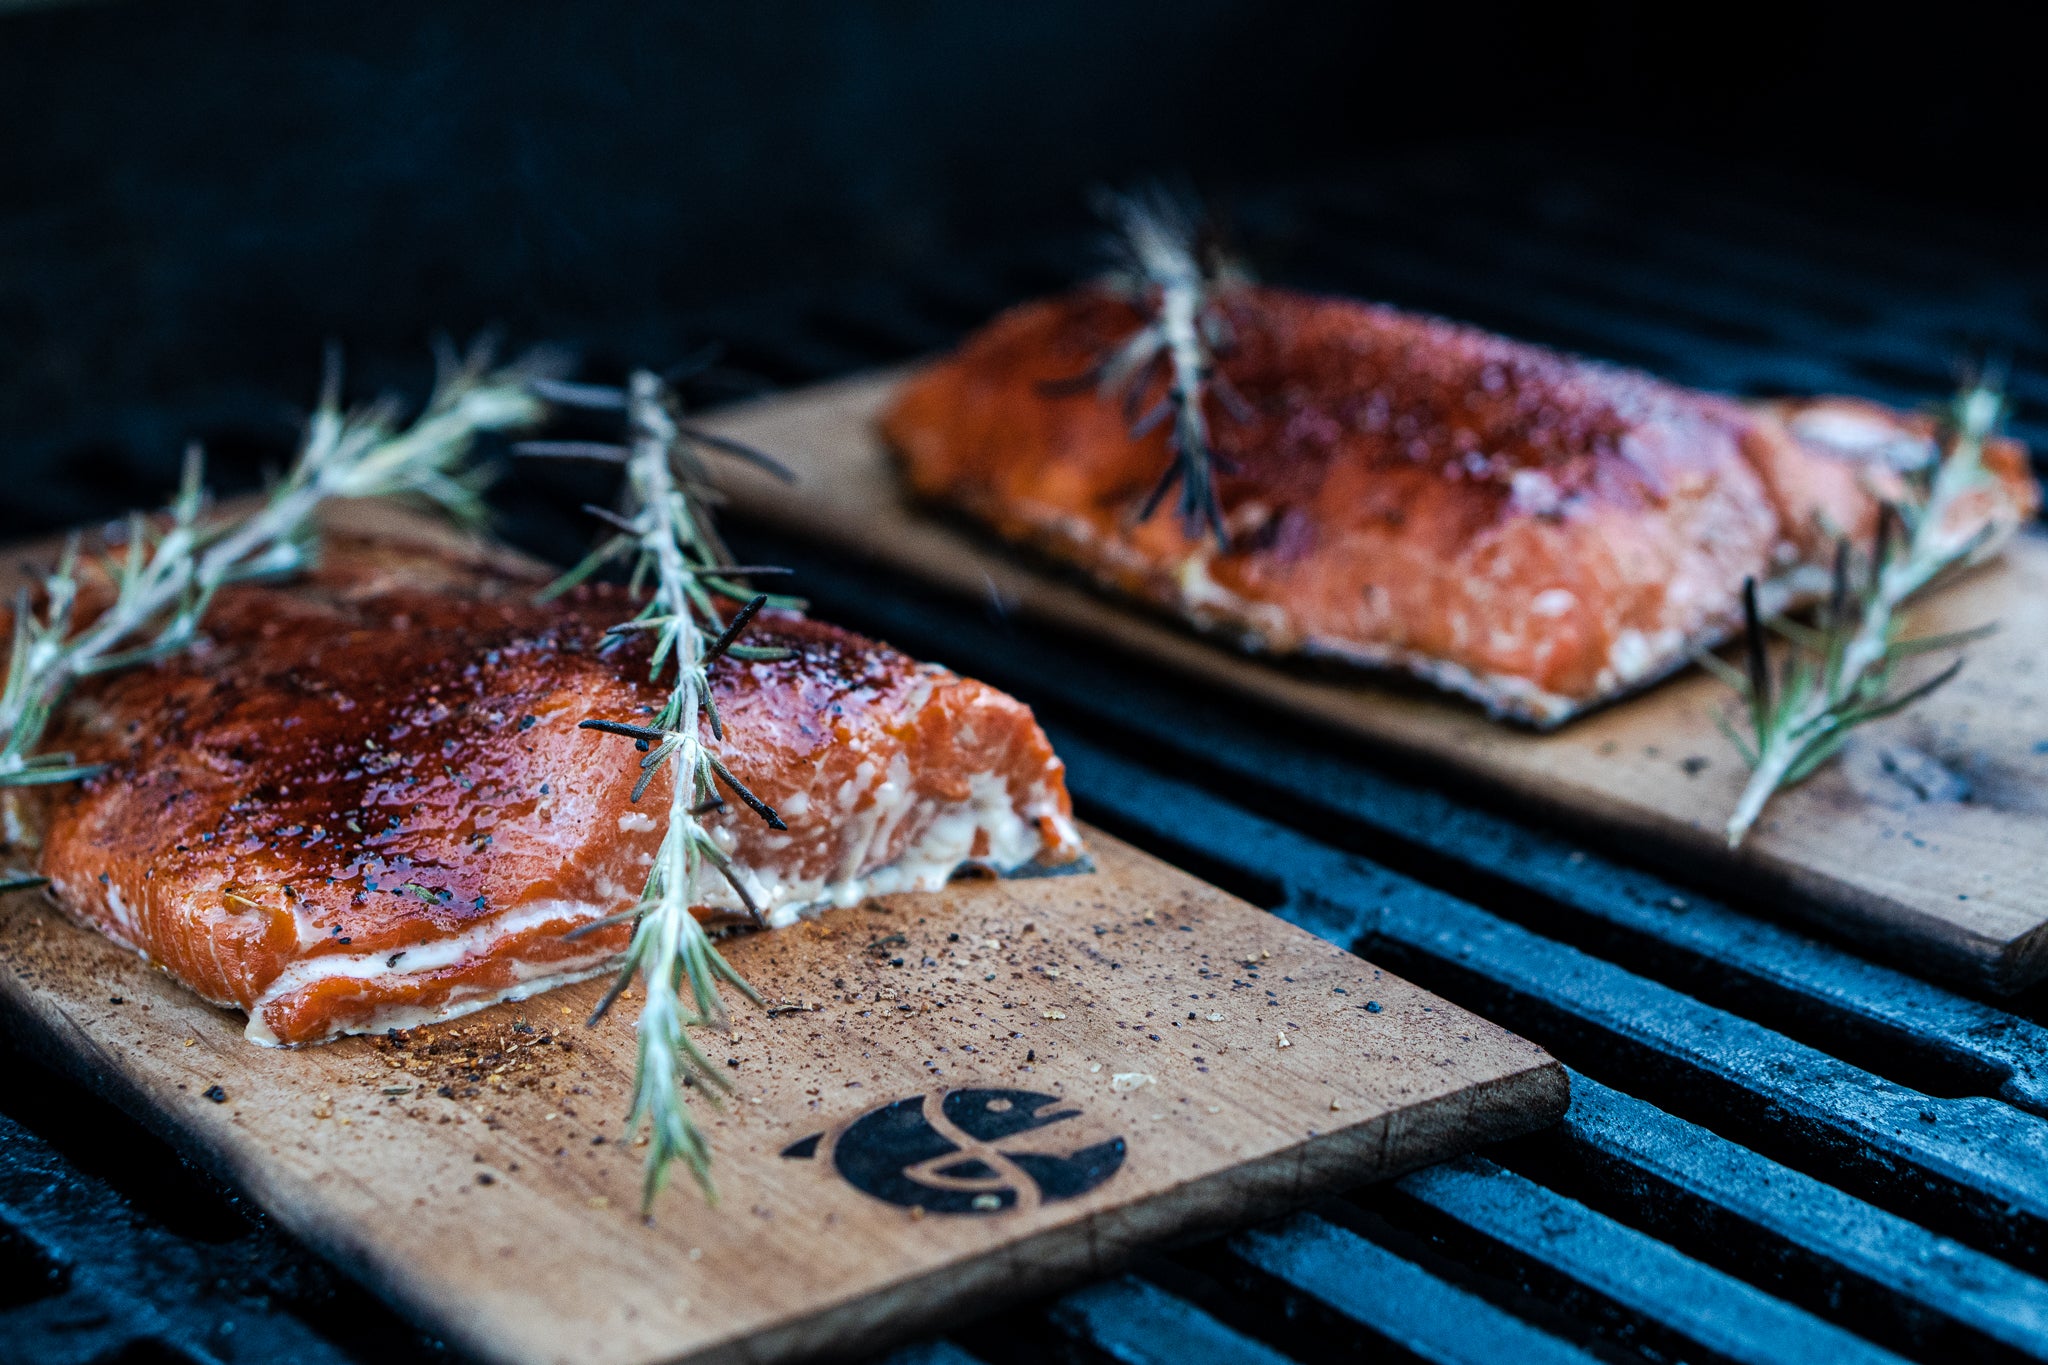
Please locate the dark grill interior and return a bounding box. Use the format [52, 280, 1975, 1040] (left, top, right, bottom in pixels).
[6, 143, 2048, 1365]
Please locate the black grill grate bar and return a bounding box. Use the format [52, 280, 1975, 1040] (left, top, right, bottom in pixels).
[1309, 231, 1967, 407]
[1045, 1276, 1294, 1365]
[1224, 1212, 1605, 1365]
[1530, 1072, 2048, 1363]
[1385, 1155, 1910, 1365]
[0, 1108, 359, 1365]
[1363, 149, 2045, 294]
[1316, 199, 1862, 351]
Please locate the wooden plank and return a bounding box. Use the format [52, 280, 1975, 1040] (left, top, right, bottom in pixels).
[0, 831, 1562, 1365]
[697, 369, 2048, 991]
[0, 504, 1563, 1364]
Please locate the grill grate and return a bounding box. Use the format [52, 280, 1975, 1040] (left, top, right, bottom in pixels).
[5, 141, 2048, 1365]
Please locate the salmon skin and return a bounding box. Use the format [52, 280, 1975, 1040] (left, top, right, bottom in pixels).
[881, 287, 2038, 726]
[19, 533, 1081, 1045]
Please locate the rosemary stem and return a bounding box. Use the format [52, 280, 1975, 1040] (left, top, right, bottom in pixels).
[556, 366, 787, 1208]
[1726, 729, 1808, 848]
[1720, 379, 2007, 848]
[1, 341, 554, 848]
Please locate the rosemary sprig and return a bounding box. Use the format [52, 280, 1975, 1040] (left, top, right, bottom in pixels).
[0, 339, 557, 860]
[1050, 188, 1247, 547]
[522, 368, 798, 1209]
[1711, 379, 2011, 848]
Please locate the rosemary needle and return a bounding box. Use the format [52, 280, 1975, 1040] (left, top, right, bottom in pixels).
[1713, 378, 2013, 848]
[0, 338, 558, 857]
[1049, 188, 1247, 547]
[524, 368, 798, 1210]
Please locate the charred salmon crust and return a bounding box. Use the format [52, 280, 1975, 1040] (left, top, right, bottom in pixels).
[880, 286, 2037, 726]
[22, 534, 1081, 1045]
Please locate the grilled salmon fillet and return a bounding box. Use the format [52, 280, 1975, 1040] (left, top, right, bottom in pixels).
[14, 532, 1080, 1045]
[881, 287, 2038, 725]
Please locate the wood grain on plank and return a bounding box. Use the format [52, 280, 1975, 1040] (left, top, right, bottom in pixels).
[0, 830, 1563, 1365]
[698, 369, 2048, 991]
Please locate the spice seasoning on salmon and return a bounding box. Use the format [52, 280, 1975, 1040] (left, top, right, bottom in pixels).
[23, 534, 1081, 1047]
[882, 286, 2036, 727]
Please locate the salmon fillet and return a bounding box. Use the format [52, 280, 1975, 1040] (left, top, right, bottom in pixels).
[881, 287, 2038, 725]
[17, 533, 1081, 1045]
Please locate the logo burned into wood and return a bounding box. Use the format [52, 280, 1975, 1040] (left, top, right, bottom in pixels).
[781, 1087, 1126, 1214]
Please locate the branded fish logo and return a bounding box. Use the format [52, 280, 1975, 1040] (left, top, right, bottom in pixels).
[781, 1087, 1126, 1214]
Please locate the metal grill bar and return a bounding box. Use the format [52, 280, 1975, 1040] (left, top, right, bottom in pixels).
[1392, 1156, 1907, 1365]
[1047, 1277, 1293, 1365]
[1547, 1073, 2048, 1362]
[0, 1109, 355, 1365]
[1230, 1214, 1604, 1364]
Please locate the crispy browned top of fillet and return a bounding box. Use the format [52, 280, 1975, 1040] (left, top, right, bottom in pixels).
[882, 286, 2037, 718]
[20, 535, 1074, 1040]
[887, 285, 1790, 534]
[885, 286, 1781, 706]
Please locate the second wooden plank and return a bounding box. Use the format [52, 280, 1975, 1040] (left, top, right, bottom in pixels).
[700, 369, 2048, 992]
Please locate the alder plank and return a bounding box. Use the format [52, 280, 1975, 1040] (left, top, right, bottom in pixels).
[0, 830, 1563, 1365]
[0, 500, 1562, 1364]
[700, 369, 2048, 991]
